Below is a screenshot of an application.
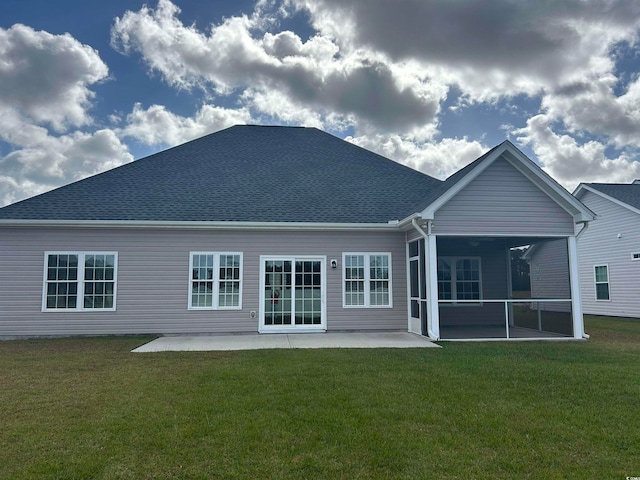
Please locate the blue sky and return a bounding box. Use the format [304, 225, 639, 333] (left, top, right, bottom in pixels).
[1, 0, 640, 206]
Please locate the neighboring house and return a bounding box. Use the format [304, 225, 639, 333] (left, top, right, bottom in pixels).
[0, 125, 594, 340]
[572, 181, 640, 318]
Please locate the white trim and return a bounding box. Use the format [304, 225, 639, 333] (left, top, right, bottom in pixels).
[42, 251, 118, 312]
[187, 252, 243, 310]
[259, 255, 327, 333]
[0, 219, 399, 231]
[575, 183, 640, 216]
[632, 252, 640, 261]
[342, 252, 393, 308]
[567, 236, 584, 339]
[425, 234, 440, 339]
[593, 264, 611, 302]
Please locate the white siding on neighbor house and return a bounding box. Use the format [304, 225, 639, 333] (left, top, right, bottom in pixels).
[0, 227, 408, 336]
[577, 191, 640, 317]
[433, 157, 575, 236]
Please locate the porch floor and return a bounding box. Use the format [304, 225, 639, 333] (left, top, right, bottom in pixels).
[439, 325, 572, 340]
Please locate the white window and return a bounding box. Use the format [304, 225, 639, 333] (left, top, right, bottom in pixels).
[189, 253, 242, 309]
[343, 253, 392, 307]
[437, 257, 482, 303]
[594, 265, 610, 301]
[43, 252, 117, 311]
[632, 253, 640, 261]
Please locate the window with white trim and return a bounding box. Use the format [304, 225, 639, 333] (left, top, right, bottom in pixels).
[594, 265, 610, 301]
[343, 253, 392, 307]
[189, 253, 242, 309]
[43, 252, 117, 311]
[437, 257, 481, 302]
[632, 252, 640, 261]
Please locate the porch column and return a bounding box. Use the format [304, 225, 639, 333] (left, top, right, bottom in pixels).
[425, 234, 440, 339]
[567, 235, 584, 339]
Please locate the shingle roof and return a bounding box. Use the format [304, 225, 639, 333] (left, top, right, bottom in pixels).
[586, 183, 640, 212]
[0, 125, 444, 223]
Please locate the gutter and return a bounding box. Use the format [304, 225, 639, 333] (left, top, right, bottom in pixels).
[411, 218, 439, 341]
[0, 219, 400, 232]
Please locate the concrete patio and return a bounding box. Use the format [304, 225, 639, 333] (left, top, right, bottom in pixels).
[132, 331, 440, 352]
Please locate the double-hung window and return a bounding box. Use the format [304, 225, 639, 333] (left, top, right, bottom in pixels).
[437, 257, 481, 303]
[43, 252, 117, 311]
[594, 265, 610, 301]
[343, 253, 392, 307]
[189, 253, 242, 309]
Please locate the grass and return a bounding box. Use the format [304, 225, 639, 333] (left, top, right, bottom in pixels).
[1, 316, 639, 479]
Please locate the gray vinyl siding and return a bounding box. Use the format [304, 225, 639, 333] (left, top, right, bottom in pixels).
[577, 191, 640, 317]
[437, 240, 509, 326]
[433, 158, 575, 235]
[528, 238, 572, 312]
[0, 227, 408, 336]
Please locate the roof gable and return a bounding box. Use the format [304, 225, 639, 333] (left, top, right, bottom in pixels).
[413, 141, 595, 223]
[574, 183, 640, 216]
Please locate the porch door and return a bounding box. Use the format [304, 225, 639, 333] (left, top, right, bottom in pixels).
[260, 257, 326, 332]
[408, 239, 428, 335]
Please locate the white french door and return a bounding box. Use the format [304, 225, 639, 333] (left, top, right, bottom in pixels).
[259, 256, 326, 332]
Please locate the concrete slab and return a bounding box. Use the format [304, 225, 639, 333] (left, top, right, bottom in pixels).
[132, 332, 439, 352]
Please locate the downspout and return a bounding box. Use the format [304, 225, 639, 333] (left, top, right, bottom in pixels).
[411, 218, 439, 340]
[575, 220, 591, 339]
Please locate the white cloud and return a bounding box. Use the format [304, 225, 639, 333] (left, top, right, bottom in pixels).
[0, 108, 132, 206]
[288, 0, 640, 100]
[110, 0, 444, 131]
[347, 133, 486, 180]
[542, 74, 640, 148]
[514, 115, 640, 190]
[120, 102, 253, 146]
[0, 24, 109, 130]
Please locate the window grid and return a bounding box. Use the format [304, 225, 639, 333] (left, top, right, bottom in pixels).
[83, 254, 116, 309]
[219, 255, 241, 307]
[437, 257, 481, 303]
[43, 252, 117, 311]
[594, 265, 610, 301]
[344, 255, 365, 306]
[189, 253, 242, 310]
[46, 254, 79, 309]
[343, 253, 392, 308]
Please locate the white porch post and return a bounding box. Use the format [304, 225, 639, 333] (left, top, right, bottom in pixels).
[567, 235, 584, 339]
[425, 234, 440, 340]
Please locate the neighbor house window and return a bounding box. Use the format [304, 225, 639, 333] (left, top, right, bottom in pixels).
[594, 265, 610, 301]
[43, 252, 117, 311]
[437, 257, 481, 302]
[343, 253, 392, 307]
[189, 253, 242, 309]
[632, 253, 640, 261]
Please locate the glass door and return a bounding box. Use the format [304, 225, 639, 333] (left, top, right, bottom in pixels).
[261, 257, 326, 332]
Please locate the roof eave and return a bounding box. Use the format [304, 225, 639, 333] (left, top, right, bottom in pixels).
[0, 219, 401, 231]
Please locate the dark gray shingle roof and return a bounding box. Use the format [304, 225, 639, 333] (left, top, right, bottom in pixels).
[587, 183, 640, 212]
[0, 125, 444, 223]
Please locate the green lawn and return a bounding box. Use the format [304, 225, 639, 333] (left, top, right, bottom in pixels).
[1, 316, 639, 479]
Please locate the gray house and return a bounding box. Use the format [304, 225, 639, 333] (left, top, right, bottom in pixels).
[0, 125, 594, 339]
[572, 182, 640, 318]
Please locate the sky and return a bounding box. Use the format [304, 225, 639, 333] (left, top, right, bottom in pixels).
[1, 0, 640, 207]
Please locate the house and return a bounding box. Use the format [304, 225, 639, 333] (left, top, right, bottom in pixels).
[0, 125, 595, 339]
[571, 181, 640, 318]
